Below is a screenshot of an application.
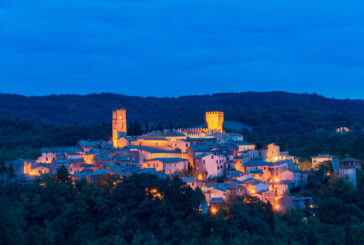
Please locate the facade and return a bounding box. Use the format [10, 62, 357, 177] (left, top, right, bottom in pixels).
[278, 196, 312, 210]
[312, 154, 339, 172]
[195, 153, 226, 179]
[205, 111, 224, 133]
[339, 167, 357, 189]
[339, 157, 362, 169]
[143, 158, 188, 174]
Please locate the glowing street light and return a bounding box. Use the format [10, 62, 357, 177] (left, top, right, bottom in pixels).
[210, 206, 218, 215]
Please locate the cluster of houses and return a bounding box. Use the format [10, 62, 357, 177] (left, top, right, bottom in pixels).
[6, 109, 362, 213]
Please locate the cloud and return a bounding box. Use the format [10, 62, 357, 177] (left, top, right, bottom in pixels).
[0, 0, 363, 98]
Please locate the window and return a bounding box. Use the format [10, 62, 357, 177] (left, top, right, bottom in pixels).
[211, 156, 214, 159]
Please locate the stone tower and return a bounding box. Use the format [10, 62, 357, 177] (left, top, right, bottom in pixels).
[205, 111, 224, 133]
[112, 109, 127, 148]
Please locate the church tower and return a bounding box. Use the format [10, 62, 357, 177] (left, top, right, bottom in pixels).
[112, 109, 127, 148]
[205, 111, 224, 133]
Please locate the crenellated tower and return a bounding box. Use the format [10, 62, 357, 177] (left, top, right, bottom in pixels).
[112, 109, 127, 148]
[205, 111, 224, 133]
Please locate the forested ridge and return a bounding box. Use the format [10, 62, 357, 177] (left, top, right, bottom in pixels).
[1, 92, 364, 128]
[1, 92, 364, 162]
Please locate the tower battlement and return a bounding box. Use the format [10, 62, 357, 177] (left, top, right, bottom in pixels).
[206, 111, 223, 115]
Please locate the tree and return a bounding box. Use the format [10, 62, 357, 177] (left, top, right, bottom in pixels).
[0, 161, 6, 184]
[8, 163, 16, 181]
[56, 165, 69, 183]
[145, 121, 149, 134]
[307, 229, 317, 245]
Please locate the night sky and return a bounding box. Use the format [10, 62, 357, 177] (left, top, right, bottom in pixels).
[1, 0, 363, 99]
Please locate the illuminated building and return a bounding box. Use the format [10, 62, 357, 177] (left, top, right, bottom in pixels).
[205, 111, 224, 133]
[112, 109, 127, 148]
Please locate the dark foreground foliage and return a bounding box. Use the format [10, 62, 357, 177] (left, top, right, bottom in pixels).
[1, 171, 364, 245]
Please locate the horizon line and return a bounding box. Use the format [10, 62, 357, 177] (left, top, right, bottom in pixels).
[0, 90, 362, 101]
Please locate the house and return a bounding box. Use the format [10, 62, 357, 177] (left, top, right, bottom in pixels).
[336, 127, 350, 134]
[171, 139, 191, 153]
[194, 153, 226, 179]
[143, 158, 188, 174]
[225, 179, 248, 196]
[339, 167, 357, 189]
[266, 143, 280, 162]
[280, 170, 302, 187]
[203, 183, 237, 201]
[120, 145, 182, 161]
[23, 162, 51, 176]
[189, 138, 217, 146]
[236, 175, 269, 194]
[339, 157, 361, 169]
[269, 180, 293, 196]
[245, 160, 289, 183]
[83, 148, 101, 164]
[278, 196, 312, 210]
[133, 137, 171, 149]
[36, 147, 83, 163]
[181, 177, 202, 190]
[234, 141, 256, 152]
[312, 154, 339, 172]
[77, 140, 101, 153]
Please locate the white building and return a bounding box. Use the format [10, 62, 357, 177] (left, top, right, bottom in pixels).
[312, 154, 339, 172]
[195, 153, 226, 178]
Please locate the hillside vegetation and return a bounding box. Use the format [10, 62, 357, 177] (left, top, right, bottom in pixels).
[1, 92, 364, 161]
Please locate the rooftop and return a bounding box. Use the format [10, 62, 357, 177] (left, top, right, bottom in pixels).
[78, 140, 101, 147]
[146, 158, 187, 163]
[142, 130, 185, 138]
[41, 147, 82, 153]
[120, 145, 180, 154]
[340, 157, 361, 162]
[313, 154, 337, 159]
[181, 177, 197, 183]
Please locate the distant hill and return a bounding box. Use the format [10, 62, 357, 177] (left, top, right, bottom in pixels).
[1, 91, 364, 161]
[0, 92, 363, 131]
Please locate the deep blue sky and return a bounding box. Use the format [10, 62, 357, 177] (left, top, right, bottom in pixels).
[1, 0, 364, 99]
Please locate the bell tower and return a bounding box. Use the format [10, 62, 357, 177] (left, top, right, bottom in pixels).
[112, 109, 127, 148]
[205, 111, 224, 133]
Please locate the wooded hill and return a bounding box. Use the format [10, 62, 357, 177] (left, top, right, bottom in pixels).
[1, 91, 364, 161]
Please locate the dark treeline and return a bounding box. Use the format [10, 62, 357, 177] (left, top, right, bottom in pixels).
[1, 169, 364, 245]
[0, 116, 110, 162]
[1, 92, 364, 129]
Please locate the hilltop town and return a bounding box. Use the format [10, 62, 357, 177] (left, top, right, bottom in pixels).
[4, 109, 361, 212]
